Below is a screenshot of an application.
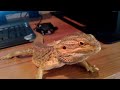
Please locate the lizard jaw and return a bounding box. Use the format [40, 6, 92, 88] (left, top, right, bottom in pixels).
[58, 53, 87, 64]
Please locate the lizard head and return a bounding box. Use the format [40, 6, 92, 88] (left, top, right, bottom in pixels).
[53, 32, 101, 64]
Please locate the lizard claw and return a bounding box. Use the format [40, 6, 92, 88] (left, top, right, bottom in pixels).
[87, 65, 99, 73]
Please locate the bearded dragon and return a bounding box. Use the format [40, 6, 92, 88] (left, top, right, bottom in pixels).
[0, 32, 101, 79]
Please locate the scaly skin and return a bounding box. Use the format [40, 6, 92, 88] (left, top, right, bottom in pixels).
[0, 32, 101, 79]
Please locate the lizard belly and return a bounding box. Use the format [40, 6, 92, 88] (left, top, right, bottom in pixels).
[44, 58, 65, 70]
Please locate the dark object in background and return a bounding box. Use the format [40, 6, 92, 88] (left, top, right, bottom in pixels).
[28, 11, 40, 18]
[35, 23, 57, 35]
[0, 22, 36, 49]
[52, 11, 120, 44]
[0, 15, 7, 25]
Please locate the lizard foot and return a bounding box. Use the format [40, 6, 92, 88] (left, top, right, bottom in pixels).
[35, 67, 43, 79]
[78, 61, 99, 73]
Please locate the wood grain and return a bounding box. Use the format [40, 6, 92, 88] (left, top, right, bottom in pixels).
[0, 16, 120, 79]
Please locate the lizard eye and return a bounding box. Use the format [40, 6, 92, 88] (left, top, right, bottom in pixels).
[79, 42, 84, 45]
[62, 46, 66, 49]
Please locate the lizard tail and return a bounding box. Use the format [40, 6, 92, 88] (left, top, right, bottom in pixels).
[0, 48, 34, 60]
[0, 33, 44, 61]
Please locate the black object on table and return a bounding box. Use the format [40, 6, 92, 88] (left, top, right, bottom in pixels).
[35, 22, 57, 35]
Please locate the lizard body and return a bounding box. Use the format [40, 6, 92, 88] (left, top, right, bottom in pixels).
[0, 32, 101, 79]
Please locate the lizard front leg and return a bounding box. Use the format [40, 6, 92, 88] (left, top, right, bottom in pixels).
[78, 60, 99, 73]
[36, 67, 43, 79]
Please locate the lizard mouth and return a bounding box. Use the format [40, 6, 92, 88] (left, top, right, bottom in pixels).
[58, 53, 86, 64]
[59, 56, 76, 64]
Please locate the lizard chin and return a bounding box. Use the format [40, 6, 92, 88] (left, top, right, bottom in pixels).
[58, 53, 88, 64]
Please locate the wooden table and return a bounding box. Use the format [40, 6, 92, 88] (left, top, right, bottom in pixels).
[0, 16, 120, 79]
